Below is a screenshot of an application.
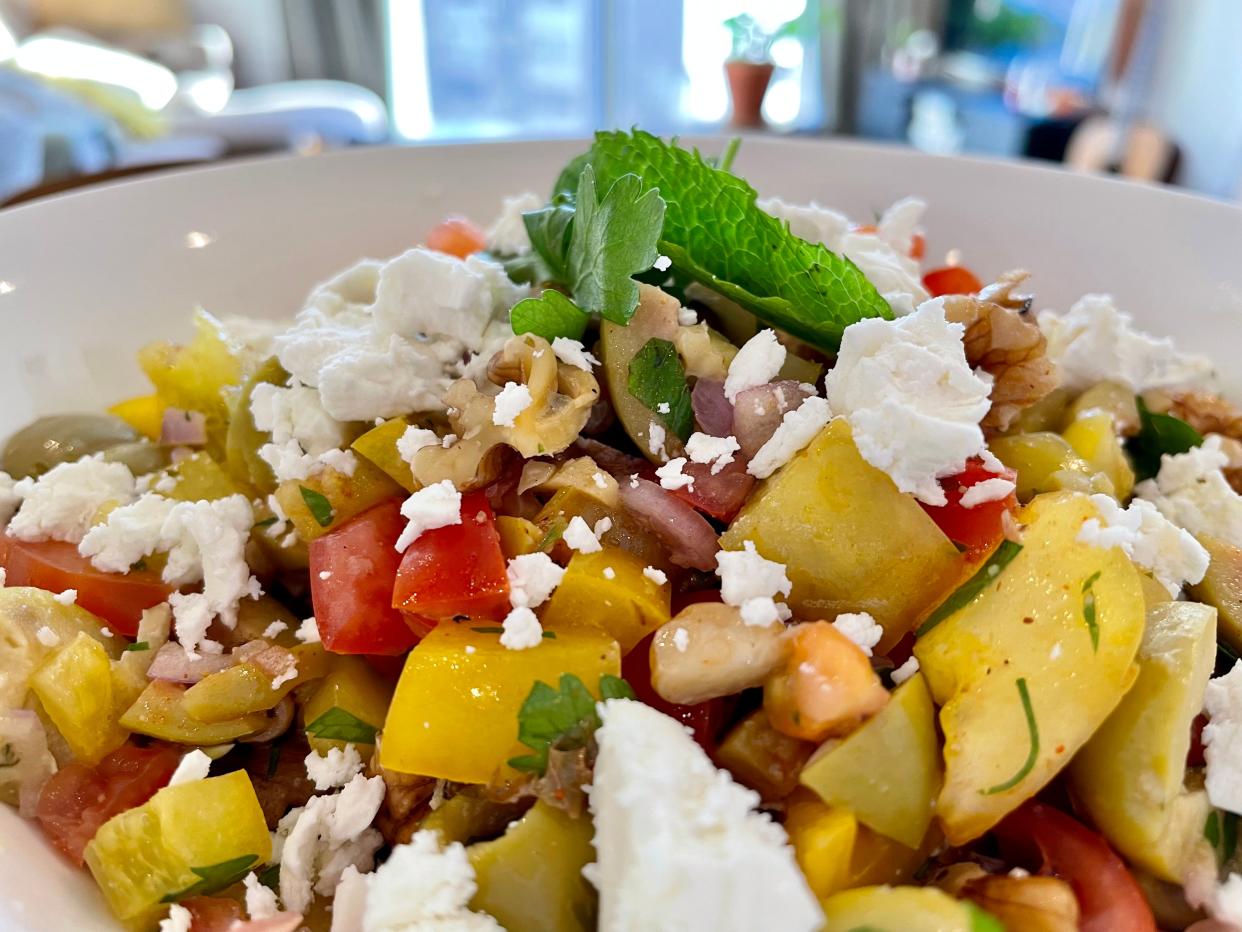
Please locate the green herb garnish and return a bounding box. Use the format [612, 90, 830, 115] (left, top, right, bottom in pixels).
[537, 518, 566, 552]
[917, 540, 1024, 636]
[508, 673, 635, 776]
[1206, 810, 1239, 863]
[160, 854, 259, 902]
[253, 515, 278, 529]
[299, 486, 335, 528]
[510, 289, 588, 343]
[981, 677, 1039, 795]
[258, 863, 280, 891]
[1081, 570, 1102, 652]
[471, 626, 505, 634]
[304, 706, 378, 745]
[1127, 396, 1203, 481]
[628, 338, 694, 441]
[123, 641, 150, 653]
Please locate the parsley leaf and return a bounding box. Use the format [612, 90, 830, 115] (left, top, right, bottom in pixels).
[1127, 396, 1203, 481]
[584, 129, 891, 351]
[305, 706, 378, 745]
[299, 486, 335, 528]
[523, 205, 575, 283]
[628, 338, 694, 441]
[917, 540, 1024, 636]
[569, 165, 666, 325]
[510, 289, 589, 343]
[508, 673, 635, 776]
[980, 677, 1039, 795]
[161, 854, 259, 902]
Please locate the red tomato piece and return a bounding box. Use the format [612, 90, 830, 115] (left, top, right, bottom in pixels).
[995, 801, 1157, 932]
[670, 458, 755, 523]
[36, 742, 181, 863]
[309, 499, 421, 655]
[623, 632, 728, 752]
[425, 216, 486, 259]
[392, 491, 509, 623]
[0, 537, 172, 637]
[920, 457, 1018, 557]
[851, 224, 925, 260]
[181, 897, 243, 931]
[923, 265, 984, 297]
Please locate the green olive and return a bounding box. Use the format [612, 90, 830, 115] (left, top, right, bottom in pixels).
[3, 414, 138, 479]
[225, 357, 287, 495]
[101, 441, 172, 476]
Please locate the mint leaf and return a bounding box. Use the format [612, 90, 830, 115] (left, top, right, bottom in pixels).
[305, 706, 378, 744]
[299, 485, 335, 528]
[585, 130, 890, 351]
[511, 289, 589, 342]
[1128, 396, 1203, 481]
[508, 673, 634, 776]
[628, 338, 693, 441]
[569, 165, 666, 325]
[917, 540, 1024, 636]
[161, 854, 259, 902]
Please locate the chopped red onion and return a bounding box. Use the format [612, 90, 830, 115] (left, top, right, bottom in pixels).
[691, 379, 733, 437]
[146, 643, 233, 683]
[159, 407, 208, 447]
[732, 381, 813, 458]
[618, 477, 719, 571]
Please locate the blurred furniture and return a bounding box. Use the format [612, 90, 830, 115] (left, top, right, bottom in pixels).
[1064, 116, 1178, 183]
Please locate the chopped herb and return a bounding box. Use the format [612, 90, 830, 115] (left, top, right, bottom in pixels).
[508, 673, 635, 776]
[1081, 570, 1102, 652]
[981, 678, 1039, 795]
[298, 486, 335, 528]
[160, 853, 259, 902]
[917, 540, 1024, 636]
[0, 743, 17, 768]
[510, 289, 589, 343]
[1127, 396, 1203, 481]
[131, 558, 148, 572]
[471, 626, 505, 634]
[628, 338, 694, 441]
[1206, 810, 1240, 863]
[123, 641, 150, 653]
[253, 516, 278, 529]
[964, 903, 1006, 932]
[541, 631, 558, 639]
[537, 518, 566, 552]
[258, 863, 280, 891]
[304, 706, 378, 745]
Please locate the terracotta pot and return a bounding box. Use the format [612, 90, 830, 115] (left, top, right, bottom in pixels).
[725, 60, 774, 129]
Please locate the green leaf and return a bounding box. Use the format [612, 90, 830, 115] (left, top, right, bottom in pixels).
[253, 515, 278, 529]
[1081, 570, 1102, 652]
[585, 129, 891, 351]
[568, 165, 666, 325]
[1128, 396, 1203, 481]
[917, 540, 1024, 636]
[628, 338, 694, 441]
[161, 853, 259, 902]
[537, 518, 567, 552]
[551, 150, 592, 205]
[507, 673, 634, 776]
[299, 486, 335, 528]
[123, 641, 150, 653]
[715, 136, 742, 173]
[305, 706, 378, 745]
[258, 863, 280, 891]
[1206, 810, 1240, 863]
[510, 289, 589, 343]
[965, 903, 1007, 932]
[980, 677, 1039, 795]
[471, 626, 505, 634]
[523, 204, 575, 283]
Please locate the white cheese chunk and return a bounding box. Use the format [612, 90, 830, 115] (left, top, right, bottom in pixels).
[168, 749, 212, 787]
[159, 904, 192, 932]
[655, 457, 695, 492]
[1078, 493, 1208, 596]
[492, 381, 533, 427]
[364, 830, 502, 931]
[551, 336, 600, 372]
[563, 515, 603, 554]
[243, 871, 279, 921]
[891, 656, 920, 685]
[486, 192, 542, 255]
[747, 397, 832, 480]
[832, 612, 883, 657]
[685, 432, 740, 475]
[1137, 436, 1242, 550]
[305, 745, 364, 792]
[1204, 662, 1242, 816]
[723, 330, 786, 403]
[959, 477, 1016, 509]
[8, 455, 135, 544]
[395, 480, 462, 552]
[716, 541, 792, 627]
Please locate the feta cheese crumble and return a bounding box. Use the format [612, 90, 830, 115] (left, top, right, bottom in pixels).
[832, 612, 883, 657]
[959, 477, 1016, 509]
[825, 299, 992, 505]
[501, 552, 566, 651]
[1204, 662, 1242, 816]
[716, 541, 793, 627]
[563, 515, 603, 554]
[8, 455, 135, 544]
[642, 566, 668, 586]
[243, 872, 279, 921]
[168, 749, 212, 787]
[747, 396, 832, 480]
[296, 617, 322, 644]
[52, 589, 77, 606]
[551, 336, 600, 371]
[35, 626, 59, 647]
[396, 425, 439, 467]
[395, 480, 462, 552]
[263, 620, 289, 639]
[305, 744, 364, 791]
[589, 699, 824, 932]
[1078, 494, 1208, 596]
[250, 380, 350, 483]
[159, 904, 192, 932]
[499, 606, 543, 651]
[1136, 436, 1242, 549]
[364, 830, 502, 931]
[486, 191, 542, 255]
[685, 432, 740, 475]
[655, 457, 695, 492]
[891, 656, 920, 685]
[1038, 293, 1213, 392]
[653, 254, 672, 272]
[647, 422, 668, 461]
[492, 381, 533, 427]
[723, 329, 786, 403]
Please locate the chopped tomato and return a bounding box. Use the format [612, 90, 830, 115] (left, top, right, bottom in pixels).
[670, 458, 755, 523]
[624, 632, 728, 752]
[995, 801, 1156, 932]
[923, 265, 983, 297]
[0, 537, 172, 637]
[36, 742, 181, 863]
[180, 897, 243, 931]
[851, 223, 925, 260]
[425, 216, 486, 259]
[920, 457, 1018, 557]
[309, 499, 421, 655]
[392, 491, 509, 623]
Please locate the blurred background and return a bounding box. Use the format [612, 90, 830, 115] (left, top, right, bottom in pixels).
[1, 0, 1239, 205]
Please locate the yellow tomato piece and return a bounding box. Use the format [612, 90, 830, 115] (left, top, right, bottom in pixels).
[541, 545, 670, 654]
[497, 516, 543, 559]
[183, 644, 328, 722]
[381, 624, 620, 784]
[988, 432, 1112, 502]
[1062, 411, 1135, 501]
[536, 487, 669, 572]
[302, 655, 394, 753]
[722, 420, 961, 652]
[30, 632, 130, 763]
[163, 451, 251, 502]
[716, 709, 814, 801]
[121, 680, 267, 745]
[784, 790, 858, 900]
[274, 459, 403, 541]
[799, 673, 942, 848]
[107, 394, 165, 441]
[85, 770, 271, 923]
[915, 492, 1146, 844]
[820, 885, 984, 932]
[352, 417, 416, 491]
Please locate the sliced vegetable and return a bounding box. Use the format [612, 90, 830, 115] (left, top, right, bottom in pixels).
[274, 457, 403, 541]
[1190, 534, 1242, 653]
[301, 655, 394, 752]
[182, 643, 328, 722]
[988, 431, 1113, 501]
[426, 216, 486, 258]
[541, 545, 670, 654]
[820, 884, 997, 932]
[923, 265, 984, 297]
[1062, 411, 1135, 500]
[30, 632, 135, 763]
[351, 416, 417, 491]
[621, 630, 727, 753]
[120, 680, 268, 745]
[1, 414, 138, 479]
[108, 395, 166, 441]
[916, 540, 1023, 637]
[163, 451, 250, 503]
[224, 356, 286, 494]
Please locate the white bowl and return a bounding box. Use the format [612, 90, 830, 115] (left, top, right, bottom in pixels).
[0, 137, 1240, 929]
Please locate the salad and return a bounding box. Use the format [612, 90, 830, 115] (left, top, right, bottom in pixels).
[1, 129, 1242, 932]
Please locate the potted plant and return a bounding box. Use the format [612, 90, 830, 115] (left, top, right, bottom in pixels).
[723, 12, 806, 129]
